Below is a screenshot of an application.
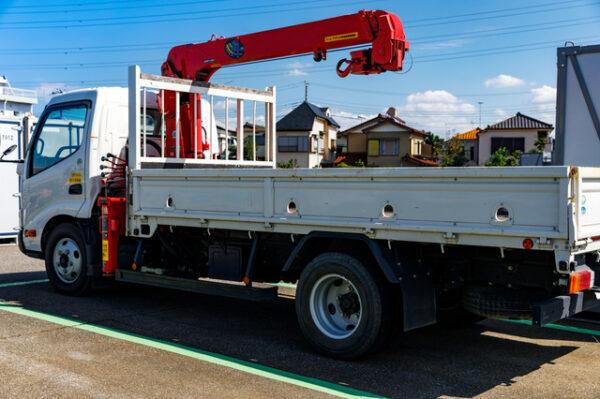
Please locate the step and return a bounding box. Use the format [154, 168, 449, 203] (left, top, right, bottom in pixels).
[115, 269, 278, 302]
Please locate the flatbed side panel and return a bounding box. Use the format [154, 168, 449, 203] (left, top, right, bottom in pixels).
[129, 167, 573, 251]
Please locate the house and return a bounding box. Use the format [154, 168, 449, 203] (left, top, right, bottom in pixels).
[276, 101, 339, 168]
[454, 127, 481, 166]
[339, 107, 437, 167]
[478, 112, 553, 165]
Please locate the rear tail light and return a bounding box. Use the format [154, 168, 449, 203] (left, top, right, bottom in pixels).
[569, 270, 593, 293]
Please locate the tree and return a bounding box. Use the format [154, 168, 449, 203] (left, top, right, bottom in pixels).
[441, 138, 466, 166]
[425, 133, 442, 158]
[485, 147, 520, 166]
[276, 159, 298, 168]
[528, 137, 547, 153]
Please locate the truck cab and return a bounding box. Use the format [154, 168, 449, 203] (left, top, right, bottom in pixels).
[17, 87, 217, 258]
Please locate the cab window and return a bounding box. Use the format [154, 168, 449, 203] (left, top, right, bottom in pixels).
[30, 104, 88, 176]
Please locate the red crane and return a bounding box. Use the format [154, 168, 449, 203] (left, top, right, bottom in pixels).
[159, 10, 409, 158]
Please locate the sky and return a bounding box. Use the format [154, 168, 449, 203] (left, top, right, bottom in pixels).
[1, 0, 599, 138]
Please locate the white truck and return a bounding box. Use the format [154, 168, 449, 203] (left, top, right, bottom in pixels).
[0, 77, 37, 240]
[16, 9, 600, 357]
[14, 65, 600, 359]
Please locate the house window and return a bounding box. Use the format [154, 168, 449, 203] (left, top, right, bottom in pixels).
[412, 140, 422, 155]
[278, 135, 308, 152]
[491, 137, 524, 153]
[368, 139, 379, 156]
[380, 139, 398, 156]
[470, 146, 474, 161]
[537, 131, 548, 139]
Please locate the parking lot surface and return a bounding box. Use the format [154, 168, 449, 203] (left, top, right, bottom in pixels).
[0, 245, 598, 398]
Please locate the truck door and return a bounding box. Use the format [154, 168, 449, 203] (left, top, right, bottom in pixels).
[20, 101, 90, 245]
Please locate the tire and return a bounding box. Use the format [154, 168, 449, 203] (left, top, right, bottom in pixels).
[463, 285, 547, 320]
[295, 252, 394, 359]
[44, 223, 91, 296]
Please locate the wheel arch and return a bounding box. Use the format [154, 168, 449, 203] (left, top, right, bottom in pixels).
[281, 232, 400, 284]
[41, 213, 102, 277]
[282, 232, 437, 332]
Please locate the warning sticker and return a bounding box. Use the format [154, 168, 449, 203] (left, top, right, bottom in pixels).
[102, 240, 109, 262]
[69, 172, 82, 184]
[325, 32, 359, 43]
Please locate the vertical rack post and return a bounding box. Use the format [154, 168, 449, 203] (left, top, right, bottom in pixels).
[175, 91, 180, 159]
[264, 100, 269, 163]
[160, 90, 165, 158]
[269, 86, 276, 166]
[225, 97, 229, 160]
[142, 87, 147, 157]
[236, 98, 244, 161]
[194, 93, 198, 159]
[128, 65, 141, 169]
[252, 101, 256, 161]
[210, 95, 214, 160]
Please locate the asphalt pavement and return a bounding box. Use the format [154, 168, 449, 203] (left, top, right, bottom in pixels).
[0, 245, 598, 398]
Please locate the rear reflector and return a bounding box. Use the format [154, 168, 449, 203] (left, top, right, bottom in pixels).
[569, 270, 592, 294]
[24, 230, 36, 238]
[591, 236, 600, 242]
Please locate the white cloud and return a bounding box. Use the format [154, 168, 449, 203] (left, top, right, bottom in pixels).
[286, 61, 311, 76]
[288, 69, 308, 76]
[484, 74, 526, 88]
[397, 90, 478, 136]
[418, 39, 468, 51]
[530, 85, 556, 126]
[531, 85, 556, 103]
[495, 108, 507, 117]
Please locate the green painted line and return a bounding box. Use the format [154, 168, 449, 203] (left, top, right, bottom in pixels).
[0, 279, 49, 288]
[0, 303, 385, 399]
[501, 319, 600, 336]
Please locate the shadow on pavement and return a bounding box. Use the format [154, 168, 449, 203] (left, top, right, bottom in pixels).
[0, 271, 588, 399]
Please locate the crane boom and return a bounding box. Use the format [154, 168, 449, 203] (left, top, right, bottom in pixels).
[158, 10, 408, 159]
[161, 10, 408, 81]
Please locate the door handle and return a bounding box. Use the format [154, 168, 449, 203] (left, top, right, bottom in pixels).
[68, 184, 82, 195]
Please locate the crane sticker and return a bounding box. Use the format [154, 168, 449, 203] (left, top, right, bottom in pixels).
[225, 39, 244, 59]
[325, 32, 358, 43]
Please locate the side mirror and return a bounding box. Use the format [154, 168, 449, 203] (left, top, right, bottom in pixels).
[0, 144, 17, 160]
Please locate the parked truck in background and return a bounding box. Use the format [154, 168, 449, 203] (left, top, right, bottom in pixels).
[0, 77, 37, 241]
[16, 12, 600, 358]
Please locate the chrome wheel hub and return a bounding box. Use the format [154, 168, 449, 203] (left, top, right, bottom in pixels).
[52, 238, 82, 284]
[309, 274, 362, 339]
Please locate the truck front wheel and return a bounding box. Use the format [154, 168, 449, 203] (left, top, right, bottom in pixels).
[295, 252, 393, 359]
[45, 223, 91, 296]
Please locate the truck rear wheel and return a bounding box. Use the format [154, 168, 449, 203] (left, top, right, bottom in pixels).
[45, 223, 91, 296]
[295, 252, 393, 359]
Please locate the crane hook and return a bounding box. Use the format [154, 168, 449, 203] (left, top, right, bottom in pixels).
[336, 59, 352, 78]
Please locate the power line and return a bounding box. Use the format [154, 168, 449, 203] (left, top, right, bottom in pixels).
[404, 0, 594, 28]
[411, 16, 600, 45]
[0, 0, 381, 29]
[1, 0, 229, 14]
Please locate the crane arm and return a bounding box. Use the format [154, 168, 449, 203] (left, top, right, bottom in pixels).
[161, 10, 409, 81]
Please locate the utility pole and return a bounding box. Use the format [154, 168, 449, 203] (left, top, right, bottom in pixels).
[478, 101, 483, 127]
[304, 81, 309, 102]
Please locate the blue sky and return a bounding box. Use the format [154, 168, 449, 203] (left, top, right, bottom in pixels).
[1, 0, 599, 137]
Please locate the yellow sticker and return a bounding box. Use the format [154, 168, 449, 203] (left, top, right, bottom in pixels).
[102, 240, 109, 261]
[324, 32, 359, 42]
[69, 172, 82, 184]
